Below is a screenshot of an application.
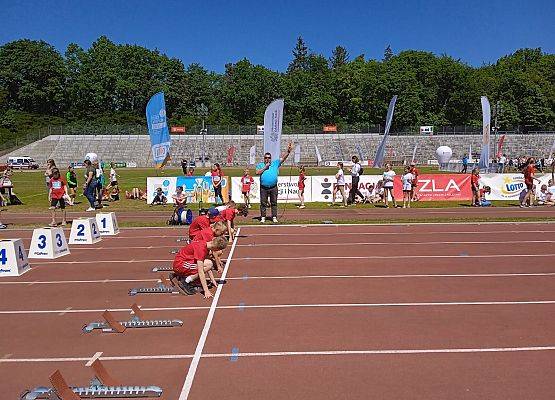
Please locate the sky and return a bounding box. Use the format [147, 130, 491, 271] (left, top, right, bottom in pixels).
[0, 0, 553, 72]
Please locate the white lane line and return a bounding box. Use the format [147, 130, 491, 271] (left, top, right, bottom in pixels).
[2, 345, 555, 363]
[0, 278, 157, 285]
[30, 259, 170, 265]
[236, 254, 555, 261]
[178, 227, 241, 400]
[85, 352, 103, 367]
[237, 240, 555, 247]
[66, 245, 177, 251]
[58, 307, 72, 316]
[244, 230, 555, 236]
[241, 221, 555, 228]
[4, 272, 554, 286]
[2, 300, 555, 315]
[227, 272, 555, 280]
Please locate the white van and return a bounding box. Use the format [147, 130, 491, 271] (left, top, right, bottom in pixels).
[8, 156, 39, 169]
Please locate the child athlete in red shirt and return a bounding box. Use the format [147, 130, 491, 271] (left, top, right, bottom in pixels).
[49, 168, 68, 226]
[297, 166, 306, 209]
[188, 207, 220, 240]
[193, 221, 227, 273]
[171, 236, 228, 298]
[241, 168, 254, 209]
[214, 201, 240, 243]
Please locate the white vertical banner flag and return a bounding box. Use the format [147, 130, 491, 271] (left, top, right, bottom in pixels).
[315, 145, 322, 164]
[479, 96, 491, 170]
[263, 99, 284, 160]
[249, 145, 256, 165]
[294, 144, 301, 164]
[373, 95, 398, 168]
[411, 143, 418, 163]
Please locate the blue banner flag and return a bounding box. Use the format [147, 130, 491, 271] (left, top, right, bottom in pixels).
[373, 95, 398, 168]
[146, 92, 171, 169]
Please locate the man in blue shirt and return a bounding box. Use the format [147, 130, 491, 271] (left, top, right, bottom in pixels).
[461, 154, 469, 174]
[256, 143, 293, 223]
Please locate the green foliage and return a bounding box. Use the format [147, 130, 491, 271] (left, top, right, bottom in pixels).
[0, 36, 553, 144]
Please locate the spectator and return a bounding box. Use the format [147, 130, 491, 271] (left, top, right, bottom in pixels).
[95, 161, 105, 208]
[479, 186, 492, 207]
[66, 166, 78, 204]
[44, 159, 56, 195]
[109, 185, 120, 202]
[241, 168, 254, 208]
[521, 157, 540, 208]
[48, 168, 68, 227]
[83, 158, 97, 212]
[181, 159, 188, 175]
[186, 167, 195, 176]
[536, 185, 553, 206]
[370, 180, 384, 203]
[297, 165, 306, 209]
[382, 163, 397, 208]
[0, 205, 5, 228]
[347, 156, 364, 205]
[461, 154, 469, 174]
[108, 163, 119, 189]
[151, 187, 167, 206]
[331, 162, 347, 207]
[409, 162, 419, 201]
[498, 154, 507, 173]
[0, 166, 14, 200]
[256, 143, 293, 223]
[401, 166, 414, 208]
[211, 163, 225, 204]
[471, 167, 480, 206]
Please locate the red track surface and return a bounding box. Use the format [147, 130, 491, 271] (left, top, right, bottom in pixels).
[3, 204, 555, 226]
[1, 221, 555, 399]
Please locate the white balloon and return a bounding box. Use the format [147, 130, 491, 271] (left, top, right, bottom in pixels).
[85, 152, 98, 163]
[436, 146, 453, 164]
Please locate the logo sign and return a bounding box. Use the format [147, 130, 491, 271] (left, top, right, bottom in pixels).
[170, 126, 186, 133]
[393, 174, 472, 200]
[323, 125, 337, 133]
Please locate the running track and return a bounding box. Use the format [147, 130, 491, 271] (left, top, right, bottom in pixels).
[1, 222, 555, 399]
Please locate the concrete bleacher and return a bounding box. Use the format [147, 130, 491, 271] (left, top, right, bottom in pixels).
[2, 133, 554, 168]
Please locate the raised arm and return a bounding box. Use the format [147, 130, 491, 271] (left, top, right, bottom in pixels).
[279, 143, 293, 166]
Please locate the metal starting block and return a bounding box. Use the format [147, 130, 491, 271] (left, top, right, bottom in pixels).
[151, 265, 172, 272]
[169, 249, 178, 254]
[176, 237, 189, 243]
[129, 275, 178, 296]
[21, 360, 163, 399]
[82, 303, 183, 333]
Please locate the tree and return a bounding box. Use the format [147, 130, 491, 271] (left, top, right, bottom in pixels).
[383, 45, 394, 62]
[330, 46, 349, 69]
[287, 36, 309, 73]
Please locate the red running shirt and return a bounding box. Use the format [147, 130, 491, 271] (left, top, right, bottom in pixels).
[298, 172, 306, 189]
[524, 165, 535, 184]
[214, 208, 236, 223]
[172, 241, 209, 273]
[189, 215, 210, 239]
[241, 175, 254, 193]
[471, 174, 480, 189]
[192, 228, 214, 243]
[49, 178, 66, 199]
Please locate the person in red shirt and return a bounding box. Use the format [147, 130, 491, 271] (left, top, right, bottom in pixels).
[297, 165, 306, 209]
[193, 221, 227, 273]
[470, 167, 480, 206]
[170, 236, 228, 298]
[241, 168, 254, 209]
[409, 162, 419, 202]
[214, 201, 239, 242]
[48, 168, 68, 226]
[188, 208, 220, 240]
[521, 157, 540, 208]
[211, 163, 225, 204]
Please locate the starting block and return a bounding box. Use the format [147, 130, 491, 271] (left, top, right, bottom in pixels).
[95, 212, 119, 236]
[69, 218, 102, 245]
[151, 265, 172, 272]
[0, 239, 30, 277]
[82, 303, 183, 333]
[29, 227, 70, 259]
[129, 276, 179, 296]
[20, 359, 163, 399]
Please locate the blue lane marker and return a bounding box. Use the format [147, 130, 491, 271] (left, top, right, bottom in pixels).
[230, 347, 240, 362]
[238, 302, 245, 311]
[460, 252, 469, 256]
[242, 273, 248, 281]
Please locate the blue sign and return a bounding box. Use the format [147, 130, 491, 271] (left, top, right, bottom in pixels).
[146, 92, 171, 168]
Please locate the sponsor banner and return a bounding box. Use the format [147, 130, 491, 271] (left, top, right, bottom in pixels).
[147, 176, 229, 204]
[263, 99, 284, 160]
[394, 174, 472, 201]
[231, 176, 311, 204]
[311, 175, 382, 202]
[479, 173, 551, 200]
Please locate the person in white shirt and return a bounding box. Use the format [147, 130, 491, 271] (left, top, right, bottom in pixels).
[536, 184, 554, 206]
[331, 162, 347, 207]
[382, 163, 397, 208]
[498, 154, 507, 173]
[401, 166, 414, 208]
[109, 163, 119, 186]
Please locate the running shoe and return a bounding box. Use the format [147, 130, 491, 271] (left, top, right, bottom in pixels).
[0, 224, 6, 229]
[272, 217, 279, 223]
[260, 217, 266, 223]
[86, 207, 95, 211]
[299, 205, 305, 209]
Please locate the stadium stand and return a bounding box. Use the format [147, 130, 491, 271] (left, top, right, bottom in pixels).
[2, 133, 554, 167]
